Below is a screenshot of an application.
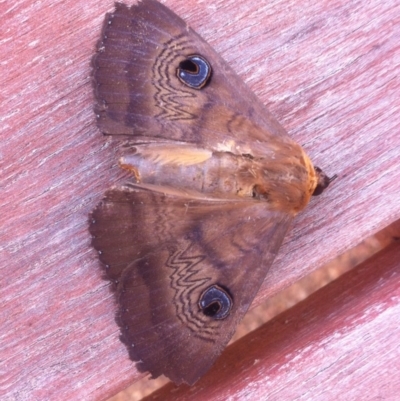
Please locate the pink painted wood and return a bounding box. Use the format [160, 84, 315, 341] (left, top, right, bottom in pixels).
[1, 0, 399, 399]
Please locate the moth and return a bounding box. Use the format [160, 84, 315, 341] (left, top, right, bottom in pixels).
[90, 0, 334, 385]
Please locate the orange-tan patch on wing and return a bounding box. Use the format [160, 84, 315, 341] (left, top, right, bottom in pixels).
[300, 148, 318, 203]
[118, 160, 141, 182]
[121, 145, 213, 167]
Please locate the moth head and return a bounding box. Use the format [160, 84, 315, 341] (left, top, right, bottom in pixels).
[312, 167, 337, 196]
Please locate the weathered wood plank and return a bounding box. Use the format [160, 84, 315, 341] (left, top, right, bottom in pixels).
[1, 0, 399, 399]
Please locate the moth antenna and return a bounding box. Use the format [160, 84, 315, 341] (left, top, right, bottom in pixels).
[329, 174, 338, 183]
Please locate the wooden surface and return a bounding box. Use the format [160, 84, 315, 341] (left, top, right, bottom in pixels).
[1, 0, 399, 400]
[144, 241, 400, 400]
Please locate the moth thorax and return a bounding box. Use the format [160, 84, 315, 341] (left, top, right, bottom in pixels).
[241, 149, 314, 214]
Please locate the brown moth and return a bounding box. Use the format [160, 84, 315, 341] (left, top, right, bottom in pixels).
[90, 0, 334, 385]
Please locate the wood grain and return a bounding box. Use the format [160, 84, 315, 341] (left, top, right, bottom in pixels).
[1, 0, 399, 399]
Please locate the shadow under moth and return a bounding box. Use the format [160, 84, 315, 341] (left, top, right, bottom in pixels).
[89, 0, 334, 386]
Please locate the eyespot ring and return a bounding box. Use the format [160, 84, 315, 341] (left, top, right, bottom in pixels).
[199, 285, 232, 319]
[177, 55, 212, 89]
